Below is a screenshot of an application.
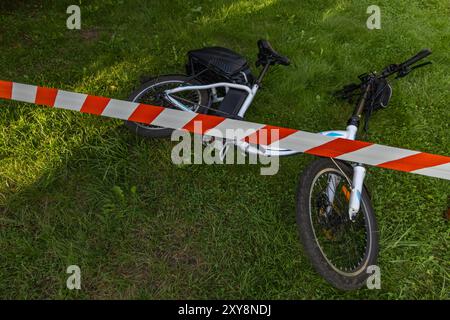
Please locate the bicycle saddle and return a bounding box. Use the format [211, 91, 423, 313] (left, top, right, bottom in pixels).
[256, 39, 291, 66]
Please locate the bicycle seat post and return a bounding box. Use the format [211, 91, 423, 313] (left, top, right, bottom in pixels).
[255, 63, 271, 86]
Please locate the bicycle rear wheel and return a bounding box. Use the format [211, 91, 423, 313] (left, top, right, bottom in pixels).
[296, 158, 379, 290]
[125, 75, 211, 138]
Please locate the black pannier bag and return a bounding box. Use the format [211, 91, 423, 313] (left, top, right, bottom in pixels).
[363, 77, 392, 130]
[371, 78, 392, 110]
[186, 47, 254, 86]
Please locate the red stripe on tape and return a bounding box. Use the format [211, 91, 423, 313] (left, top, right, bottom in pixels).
[127, 103, 165, 124]
[80, 95, 111, 115]
[243, 125, 298, 145]
[0, 81, 13, 99]
[183, 114, 225, 135]
[35, 87, 58, 107]
[377, 152, 450, 172]
[305, 138, 373, 158]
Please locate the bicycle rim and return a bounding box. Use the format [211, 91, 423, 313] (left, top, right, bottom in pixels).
[308, 167, 373, 276]
[132, 80, 202, 131]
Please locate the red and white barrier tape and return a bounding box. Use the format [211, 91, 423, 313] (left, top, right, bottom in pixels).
[1, 80, 449, 180]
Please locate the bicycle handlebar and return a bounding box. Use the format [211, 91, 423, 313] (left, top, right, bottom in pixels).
[334, 49, 432, 101]
[399, 48, 432, 68]
[381, 48, 432, 78]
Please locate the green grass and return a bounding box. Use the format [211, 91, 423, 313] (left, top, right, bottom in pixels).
[0, 0, 449, 299]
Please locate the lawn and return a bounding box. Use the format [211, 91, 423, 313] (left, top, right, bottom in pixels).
[0, 0, 449, 299]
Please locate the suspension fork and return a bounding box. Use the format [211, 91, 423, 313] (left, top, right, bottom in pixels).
[324, 163, 366, 220]
[321, 123, 368, 220]
[348, 164, 366, 219]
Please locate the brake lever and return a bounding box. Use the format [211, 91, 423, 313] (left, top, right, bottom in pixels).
[395, 61, 432, 79]
[410, 61, 432, 70]
[395, 67, 411, 79]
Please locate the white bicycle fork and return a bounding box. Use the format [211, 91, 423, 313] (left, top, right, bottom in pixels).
[321, 125, 366, 219]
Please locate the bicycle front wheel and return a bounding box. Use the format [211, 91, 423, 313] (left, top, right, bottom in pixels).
[296, 158, 379, 290]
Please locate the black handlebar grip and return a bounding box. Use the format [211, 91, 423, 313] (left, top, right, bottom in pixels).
[279, 56, 291, 66]
[400, 48, 432, 68]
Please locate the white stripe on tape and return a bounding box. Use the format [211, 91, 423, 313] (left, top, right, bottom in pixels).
[276, 131, 333, 152]
[102, 99, 139, 120]
[412, 163, 450, 180]
[12, 83, 37, 103]
[336, 144, 420, 165]
[54, 90, 88, 111]
[209, 119, 266, 140]
[152, 108, 197, 130]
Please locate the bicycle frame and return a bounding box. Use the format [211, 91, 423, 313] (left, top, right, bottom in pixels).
[165, 82, 258, 118]
[164, 82, 367, 219]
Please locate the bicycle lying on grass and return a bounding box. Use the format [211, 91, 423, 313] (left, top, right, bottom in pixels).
[124, 40, 432, 290]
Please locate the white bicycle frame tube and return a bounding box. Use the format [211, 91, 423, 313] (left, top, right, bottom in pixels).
[164, 83, 366, 218]
[165, 82, 258, 117]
